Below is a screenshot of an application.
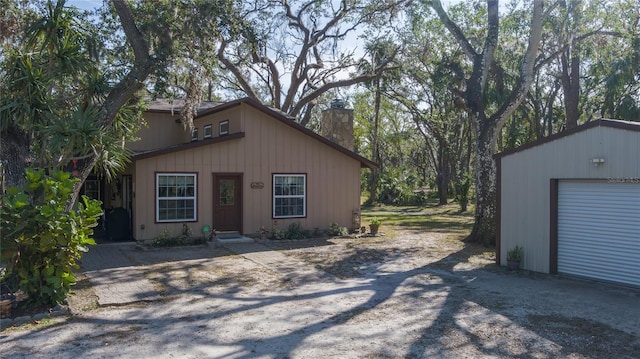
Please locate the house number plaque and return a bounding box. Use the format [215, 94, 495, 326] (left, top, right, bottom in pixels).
[251, 182, 264, 189]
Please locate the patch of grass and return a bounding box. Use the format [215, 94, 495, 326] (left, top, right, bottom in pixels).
[361, 200, 474, 239]
[272, 201, 488, 280]
[1, 315, 68, 333]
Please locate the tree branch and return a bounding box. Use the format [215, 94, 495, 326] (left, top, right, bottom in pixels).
[217, 38, 260, 101]
[491, 0, 544, 129]
[290, 72, 380, 117]
[102, 0, 155, 126]
[430, 0, 478, 61]
[250, 48, 282, 107]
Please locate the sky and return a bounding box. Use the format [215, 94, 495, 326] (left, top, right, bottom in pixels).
[68, 0, 102, 10]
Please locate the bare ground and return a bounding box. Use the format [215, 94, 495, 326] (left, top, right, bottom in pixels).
[1, 222, 639, 358]
[266, 229, 640, 358]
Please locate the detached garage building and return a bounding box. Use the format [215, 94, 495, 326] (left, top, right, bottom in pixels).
[496, 119, 640, 287]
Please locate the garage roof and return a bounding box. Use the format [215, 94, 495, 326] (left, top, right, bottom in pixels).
[495, 119, 640, 159]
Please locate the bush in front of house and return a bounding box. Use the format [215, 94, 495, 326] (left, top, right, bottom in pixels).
[0, 169, 102, 307]
[327, 222, 348, 236]
[152, 227, 206, 247]
[268, 227, 285, 240]
[284, 222, 311, 240]
[265, 223, 311, 240]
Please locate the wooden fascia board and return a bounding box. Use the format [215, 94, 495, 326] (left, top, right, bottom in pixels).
[133, 132, 245, 160]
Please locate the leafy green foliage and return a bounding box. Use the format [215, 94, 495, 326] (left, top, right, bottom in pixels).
[375, 167, 427, 206]
[151, 226, 206, 247]
[0, 0, 144, 181]
[152, 236, 206, 247]
[454, 172, 472, 212]
[0, 169, 102, 307]
[507, 245, 523, 261]
[328, 223, 348, 237]
[264, 223, 311, 240]
[268, 227, 285, 240]
[283, 222, 310, 240]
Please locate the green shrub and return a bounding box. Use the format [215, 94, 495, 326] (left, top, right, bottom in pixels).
[0, 169, 102, 307]
[454, 172, 472, 212]
[507, 245, 523, 261]
[263, 224, 312, 240]
[152, 230, 183, 247]
[327, 222, 348, 236]
[153, 229, 172, 242]
[269, 227, 285, 240]
[284, 222, 309, 240]
[152, 228, 206, 247]
[412, 190, 428, 206]
[153, 236, 206, 247]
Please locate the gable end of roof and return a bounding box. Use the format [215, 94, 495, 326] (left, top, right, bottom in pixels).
[495, 118, 640, 159]
[143, 97, 378, 169]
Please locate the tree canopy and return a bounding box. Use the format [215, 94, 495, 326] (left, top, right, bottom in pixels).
[2, 0, 639, 243]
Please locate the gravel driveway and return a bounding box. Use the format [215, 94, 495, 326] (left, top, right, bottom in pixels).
[1, 230, 639, 358]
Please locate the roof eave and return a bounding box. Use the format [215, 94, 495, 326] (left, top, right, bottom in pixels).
[133, 132, 245, 160]
[141, 97, 379, 169]
[494, 118, 640, 160]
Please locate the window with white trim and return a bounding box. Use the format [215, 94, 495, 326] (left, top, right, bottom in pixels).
[191, 127, 198, 141]
[273, 174, 306, 218]
[203, 124, 212, 138]
[156, 173, 197, 222]
[219, 120, 229, 136]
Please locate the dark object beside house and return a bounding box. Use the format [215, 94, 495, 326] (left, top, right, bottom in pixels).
[106, 207, 130, 241]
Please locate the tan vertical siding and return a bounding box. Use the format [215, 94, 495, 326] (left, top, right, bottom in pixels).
[500, 126, 640, 273]
[133, 103, 363, 241]
[193, 106, 241, 137]
[127, 113, 187, 152]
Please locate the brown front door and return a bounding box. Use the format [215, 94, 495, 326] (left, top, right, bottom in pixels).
[213, 174, 242, 232]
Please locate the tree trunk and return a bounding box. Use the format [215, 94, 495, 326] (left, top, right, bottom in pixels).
[66, 156, 100, 210]
[466, 122, 499, 246]
[369, 80, 382, 204]
[436, 138, 449, 205]
[64, 0, 155, 211]
[0, 127, 31, 190]
[560, 0, 582, 129]
[436, 171, 449, 205]
[561, 51, 580, 129]
[431, 0, 543, 244]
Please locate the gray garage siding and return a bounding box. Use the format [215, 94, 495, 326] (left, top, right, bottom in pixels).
[499, 122, 640, 273]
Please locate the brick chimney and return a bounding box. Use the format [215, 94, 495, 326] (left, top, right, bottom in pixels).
[321, 99, 354, 151]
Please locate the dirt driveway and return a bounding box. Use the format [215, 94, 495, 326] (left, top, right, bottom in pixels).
[1, 228, 639, 358]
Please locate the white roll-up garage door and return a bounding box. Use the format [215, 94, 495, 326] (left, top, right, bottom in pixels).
[558, 181, 640, 287]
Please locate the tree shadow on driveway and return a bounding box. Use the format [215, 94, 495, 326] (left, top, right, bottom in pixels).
[2, 243, 640, 358]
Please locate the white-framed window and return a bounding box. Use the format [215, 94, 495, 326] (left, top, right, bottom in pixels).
[203, 124, 213, 138]
[191, 127, 198, 141]
[273, 174, 306, 218]
[219, 120, 229, 136]
[156, 173, 197, 222]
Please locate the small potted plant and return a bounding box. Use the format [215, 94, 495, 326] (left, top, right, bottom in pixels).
[507, 245, 523, 271]
[369, 217, 382, 235]
[0, 282, 15, 319]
